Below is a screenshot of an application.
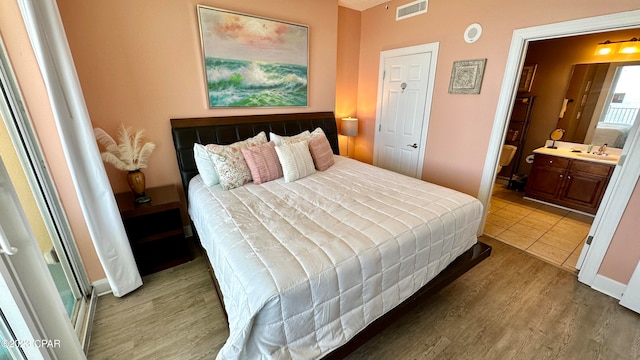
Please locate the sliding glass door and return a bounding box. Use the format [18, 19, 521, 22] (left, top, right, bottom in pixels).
[1, 35, 92, 350]
[0, 158, 85, 359]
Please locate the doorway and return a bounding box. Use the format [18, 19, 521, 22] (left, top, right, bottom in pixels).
[489, 36, 640, 272]
[478, 10, 640, 298]
[374, 43, 438, 178]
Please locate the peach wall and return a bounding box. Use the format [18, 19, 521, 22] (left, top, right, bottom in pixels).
[517, 30, 640, 176]
[356, 0, 640, 285]
[0, 1, 104, 281]
[599, 178, 640, 284]
[336, 7, 361, 155]
[56, 0, 338, 196]
[356, 0, 639, 196]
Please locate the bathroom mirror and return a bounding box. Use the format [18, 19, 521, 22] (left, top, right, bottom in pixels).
[556, 62, 640, 149]
[547, 128, 565, 149]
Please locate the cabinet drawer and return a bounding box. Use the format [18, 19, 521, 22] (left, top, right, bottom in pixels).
[569, 159, 613, 177]
[533, 154, 569, 169]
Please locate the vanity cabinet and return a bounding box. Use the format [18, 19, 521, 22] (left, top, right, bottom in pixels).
[525, 153, 614, 214]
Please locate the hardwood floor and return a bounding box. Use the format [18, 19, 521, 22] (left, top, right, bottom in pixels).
[87, 237, 640, 359]
[87, 252, 228, 359]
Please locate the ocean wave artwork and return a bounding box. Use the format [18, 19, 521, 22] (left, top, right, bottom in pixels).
[206, 57, 308, 107]
[198, 6, 309, 107]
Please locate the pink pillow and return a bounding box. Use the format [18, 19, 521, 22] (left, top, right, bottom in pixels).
[241, 142, 283, 184]
[308, 134, 335, 171]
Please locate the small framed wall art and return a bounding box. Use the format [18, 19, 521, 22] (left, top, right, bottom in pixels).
[517, 64, 537, 93]
[197, 6, 309, 107]
[448, 59, 487, 95]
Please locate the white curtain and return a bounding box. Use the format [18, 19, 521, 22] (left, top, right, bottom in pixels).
[18, 0, 142, 296]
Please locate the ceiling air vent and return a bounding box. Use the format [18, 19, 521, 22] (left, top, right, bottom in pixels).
[396, 0, 428, 21]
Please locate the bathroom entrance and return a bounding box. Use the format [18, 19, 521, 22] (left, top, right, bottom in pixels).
[480, 10, 640, 308]
[489, 31, 640, 273]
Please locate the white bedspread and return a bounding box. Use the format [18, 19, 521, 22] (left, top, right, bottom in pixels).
[188, 156, 482, 359]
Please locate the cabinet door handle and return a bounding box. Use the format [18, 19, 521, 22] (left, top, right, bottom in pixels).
[567, 175, 571, 180]
[549, 160, 553, 164]
[559, 174, 563, 178]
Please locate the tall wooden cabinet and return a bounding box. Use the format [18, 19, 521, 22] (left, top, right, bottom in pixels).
[499, 96, 535, 179]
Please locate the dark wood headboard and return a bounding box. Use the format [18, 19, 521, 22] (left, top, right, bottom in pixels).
[171, 111, 339, 193]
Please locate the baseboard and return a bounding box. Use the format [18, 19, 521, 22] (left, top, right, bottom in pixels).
[591, 274, 626, 300]
[92, 278, 112, 296]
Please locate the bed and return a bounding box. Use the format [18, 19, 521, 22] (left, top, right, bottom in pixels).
[171, 112, 491, 359]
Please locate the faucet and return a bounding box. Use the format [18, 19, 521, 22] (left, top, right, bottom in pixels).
[596, 143, 608, 155]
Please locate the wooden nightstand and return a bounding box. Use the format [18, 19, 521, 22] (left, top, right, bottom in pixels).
[115, 184, 192, 275]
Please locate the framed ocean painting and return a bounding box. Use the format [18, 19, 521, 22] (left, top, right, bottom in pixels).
[197, 6, 309, 107]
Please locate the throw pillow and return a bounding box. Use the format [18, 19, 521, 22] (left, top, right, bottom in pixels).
[206, 132, 267, 190]
[193, 143, 219, 186]
[275, 140, 316, 182]
[241, 142, 283, 184]
[270, 130, 310, 146]
[308, 134, 335, 171]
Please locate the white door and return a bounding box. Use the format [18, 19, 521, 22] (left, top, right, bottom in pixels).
[374, 44, 438, 178]
[0, 158, 86, 359]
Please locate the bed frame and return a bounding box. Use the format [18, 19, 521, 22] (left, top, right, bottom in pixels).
[170, 111, 491, 359]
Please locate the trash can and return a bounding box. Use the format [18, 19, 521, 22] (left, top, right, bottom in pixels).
[508, 174, 528, 192]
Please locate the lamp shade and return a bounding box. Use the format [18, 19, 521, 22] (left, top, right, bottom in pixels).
[341, 117, 358, 137]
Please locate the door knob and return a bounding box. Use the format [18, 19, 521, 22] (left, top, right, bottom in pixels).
[407, 143, 418, 149]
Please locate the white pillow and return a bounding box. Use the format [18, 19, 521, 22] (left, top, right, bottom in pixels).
[275, 140, 316, 182]
[193, 143, 219, 186]
[270, 130, 310, 146]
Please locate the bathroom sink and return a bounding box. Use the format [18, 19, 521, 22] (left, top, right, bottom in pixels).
[576, 153, 619, 162]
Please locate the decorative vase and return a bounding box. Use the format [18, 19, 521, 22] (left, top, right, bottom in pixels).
[126, 169, 151, 204]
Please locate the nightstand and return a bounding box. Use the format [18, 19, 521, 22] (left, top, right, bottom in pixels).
[115, 184, 192, 275]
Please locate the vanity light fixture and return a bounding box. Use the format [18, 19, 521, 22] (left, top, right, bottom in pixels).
[594, 41, 618, 56]
[595, 37, 640, 55]
[619, 38, 640, 54]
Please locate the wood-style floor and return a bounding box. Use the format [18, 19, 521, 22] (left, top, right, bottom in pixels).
[87, 237, 640, 359]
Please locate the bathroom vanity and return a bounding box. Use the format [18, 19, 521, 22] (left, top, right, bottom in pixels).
[525, 146, 617, 214]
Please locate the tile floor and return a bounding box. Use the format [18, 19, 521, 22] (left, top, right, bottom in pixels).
[485, 182, 594, 273]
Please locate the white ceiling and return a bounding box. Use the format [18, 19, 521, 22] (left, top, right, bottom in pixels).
[339, 0, 389, 11]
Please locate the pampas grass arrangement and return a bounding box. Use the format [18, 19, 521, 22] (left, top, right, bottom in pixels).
[94, 125, 156, 171]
